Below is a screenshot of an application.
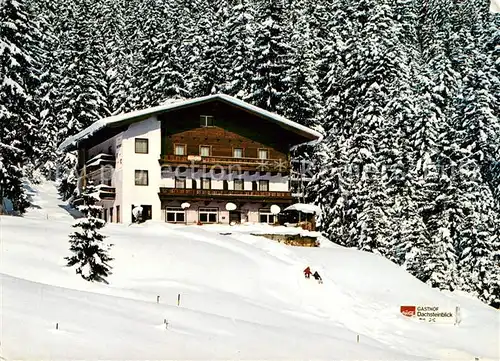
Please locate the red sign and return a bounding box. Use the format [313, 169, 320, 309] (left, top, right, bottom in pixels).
[400, 305, 416, 317]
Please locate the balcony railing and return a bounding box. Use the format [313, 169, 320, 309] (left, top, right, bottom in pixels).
[73, 185, 116, 205]
[159, 187, 293, 202]
[159, 154, 290, 173]
[96, 185, 116, 199]
[79, 153, 116, 172]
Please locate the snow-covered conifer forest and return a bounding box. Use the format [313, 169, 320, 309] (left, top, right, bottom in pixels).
[1, 0, 498, 307]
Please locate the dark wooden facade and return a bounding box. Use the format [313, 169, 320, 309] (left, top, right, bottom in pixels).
[159, 155, 290, 173]
[159, 188, 293, 203]
[159, 101, 300, 168]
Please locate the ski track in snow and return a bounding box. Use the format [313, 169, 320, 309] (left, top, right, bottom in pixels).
[0, 181, 498, 361]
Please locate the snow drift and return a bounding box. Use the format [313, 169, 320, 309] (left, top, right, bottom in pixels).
[0, 182, 498, 360]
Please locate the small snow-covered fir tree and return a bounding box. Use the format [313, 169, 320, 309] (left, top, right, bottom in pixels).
[66, 182, 113, 283]
[57, 152, 78, 201]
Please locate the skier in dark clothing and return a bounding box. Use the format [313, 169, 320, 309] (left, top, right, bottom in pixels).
[313, 271, 323, 284]
[303, 266, 312, 279]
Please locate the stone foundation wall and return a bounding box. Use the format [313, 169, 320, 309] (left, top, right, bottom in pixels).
[252, 233, 319, 247]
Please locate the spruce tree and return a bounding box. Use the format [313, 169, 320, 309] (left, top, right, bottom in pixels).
[425, 226, 459, 291]
[31, 0, 65, 177]
[188, 0, 230, 96]
[452, 41, 500, 305]
[282, 5, 321, 127]
[223, 0, 256, 98]
[249, 0, 291, 112]
[0, 0, 38, 212]
[134, 0, 190, 107]
[313, 0, 413, 255]
[56, 0, 108, 139]
[57, 152, 78, 201]
[93, 0, 135, 114]
[66, 182, 113, 283]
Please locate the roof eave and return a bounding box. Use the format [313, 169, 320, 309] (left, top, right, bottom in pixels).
[58, 94, 322, 151]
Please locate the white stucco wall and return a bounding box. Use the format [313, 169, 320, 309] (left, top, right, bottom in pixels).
[119, 116, 162, 223]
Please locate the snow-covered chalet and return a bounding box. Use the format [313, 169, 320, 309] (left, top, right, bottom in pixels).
[59, 94, 321, 224]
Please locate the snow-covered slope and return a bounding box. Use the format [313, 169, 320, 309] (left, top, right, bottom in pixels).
[0, 182, 498, 361]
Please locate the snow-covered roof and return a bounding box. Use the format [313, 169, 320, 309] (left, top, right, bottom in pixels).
[58, 94, 323, 151]
[283, 203, 322, 215]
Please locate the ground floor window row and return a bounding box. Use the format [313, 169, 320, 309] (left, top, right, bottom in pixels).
[100, 204, 153, 224]
[164, 207, 276, 224]
[98, 205, 277, 224]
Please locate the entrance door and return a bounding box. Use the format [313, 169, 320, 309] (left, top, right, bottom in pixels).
[229, 211, 241, 224]
[131, 204, 152, 223]
[142, 205, 152, 221]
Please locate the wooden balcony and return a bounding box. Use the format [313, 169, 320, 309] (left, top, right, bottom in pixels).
[98, 185, 116, 200]
[159, 154, 291, 173]
[73, 185, 115, 205]
[78, 153, 116, 173]
[158, 187, 293, 203]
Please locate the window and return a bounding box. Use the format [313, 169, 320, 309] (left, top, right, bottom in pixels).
[259, 209, 276, 224]
[234, 179, 244, 190]
[200, 115, 214, 127]
[201, 178, 211, 190]
[199, 207, 218, 223]
[116, 205, 120, 223]
[233, 148, 243, 158]
[104, 209, 108, 221]
[135, 170, 148, 186]
[175, 177, 186, 188]
[110, 207, 114, 223]
[258, 149, 269, 159]
[166, 207, 185, 223]
[135, 138, 149, 154]
[174, 144, 186, 156]
[258, 180, 269, 191]
[200, 145, 211, 157]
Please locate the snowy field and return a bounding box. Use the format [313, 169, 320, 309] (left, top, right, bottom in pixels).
[0, 182, 498, 360]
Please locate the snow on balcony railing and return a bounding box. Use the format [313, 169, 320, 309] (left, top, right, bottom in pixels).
[85, 153, 116, 168]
